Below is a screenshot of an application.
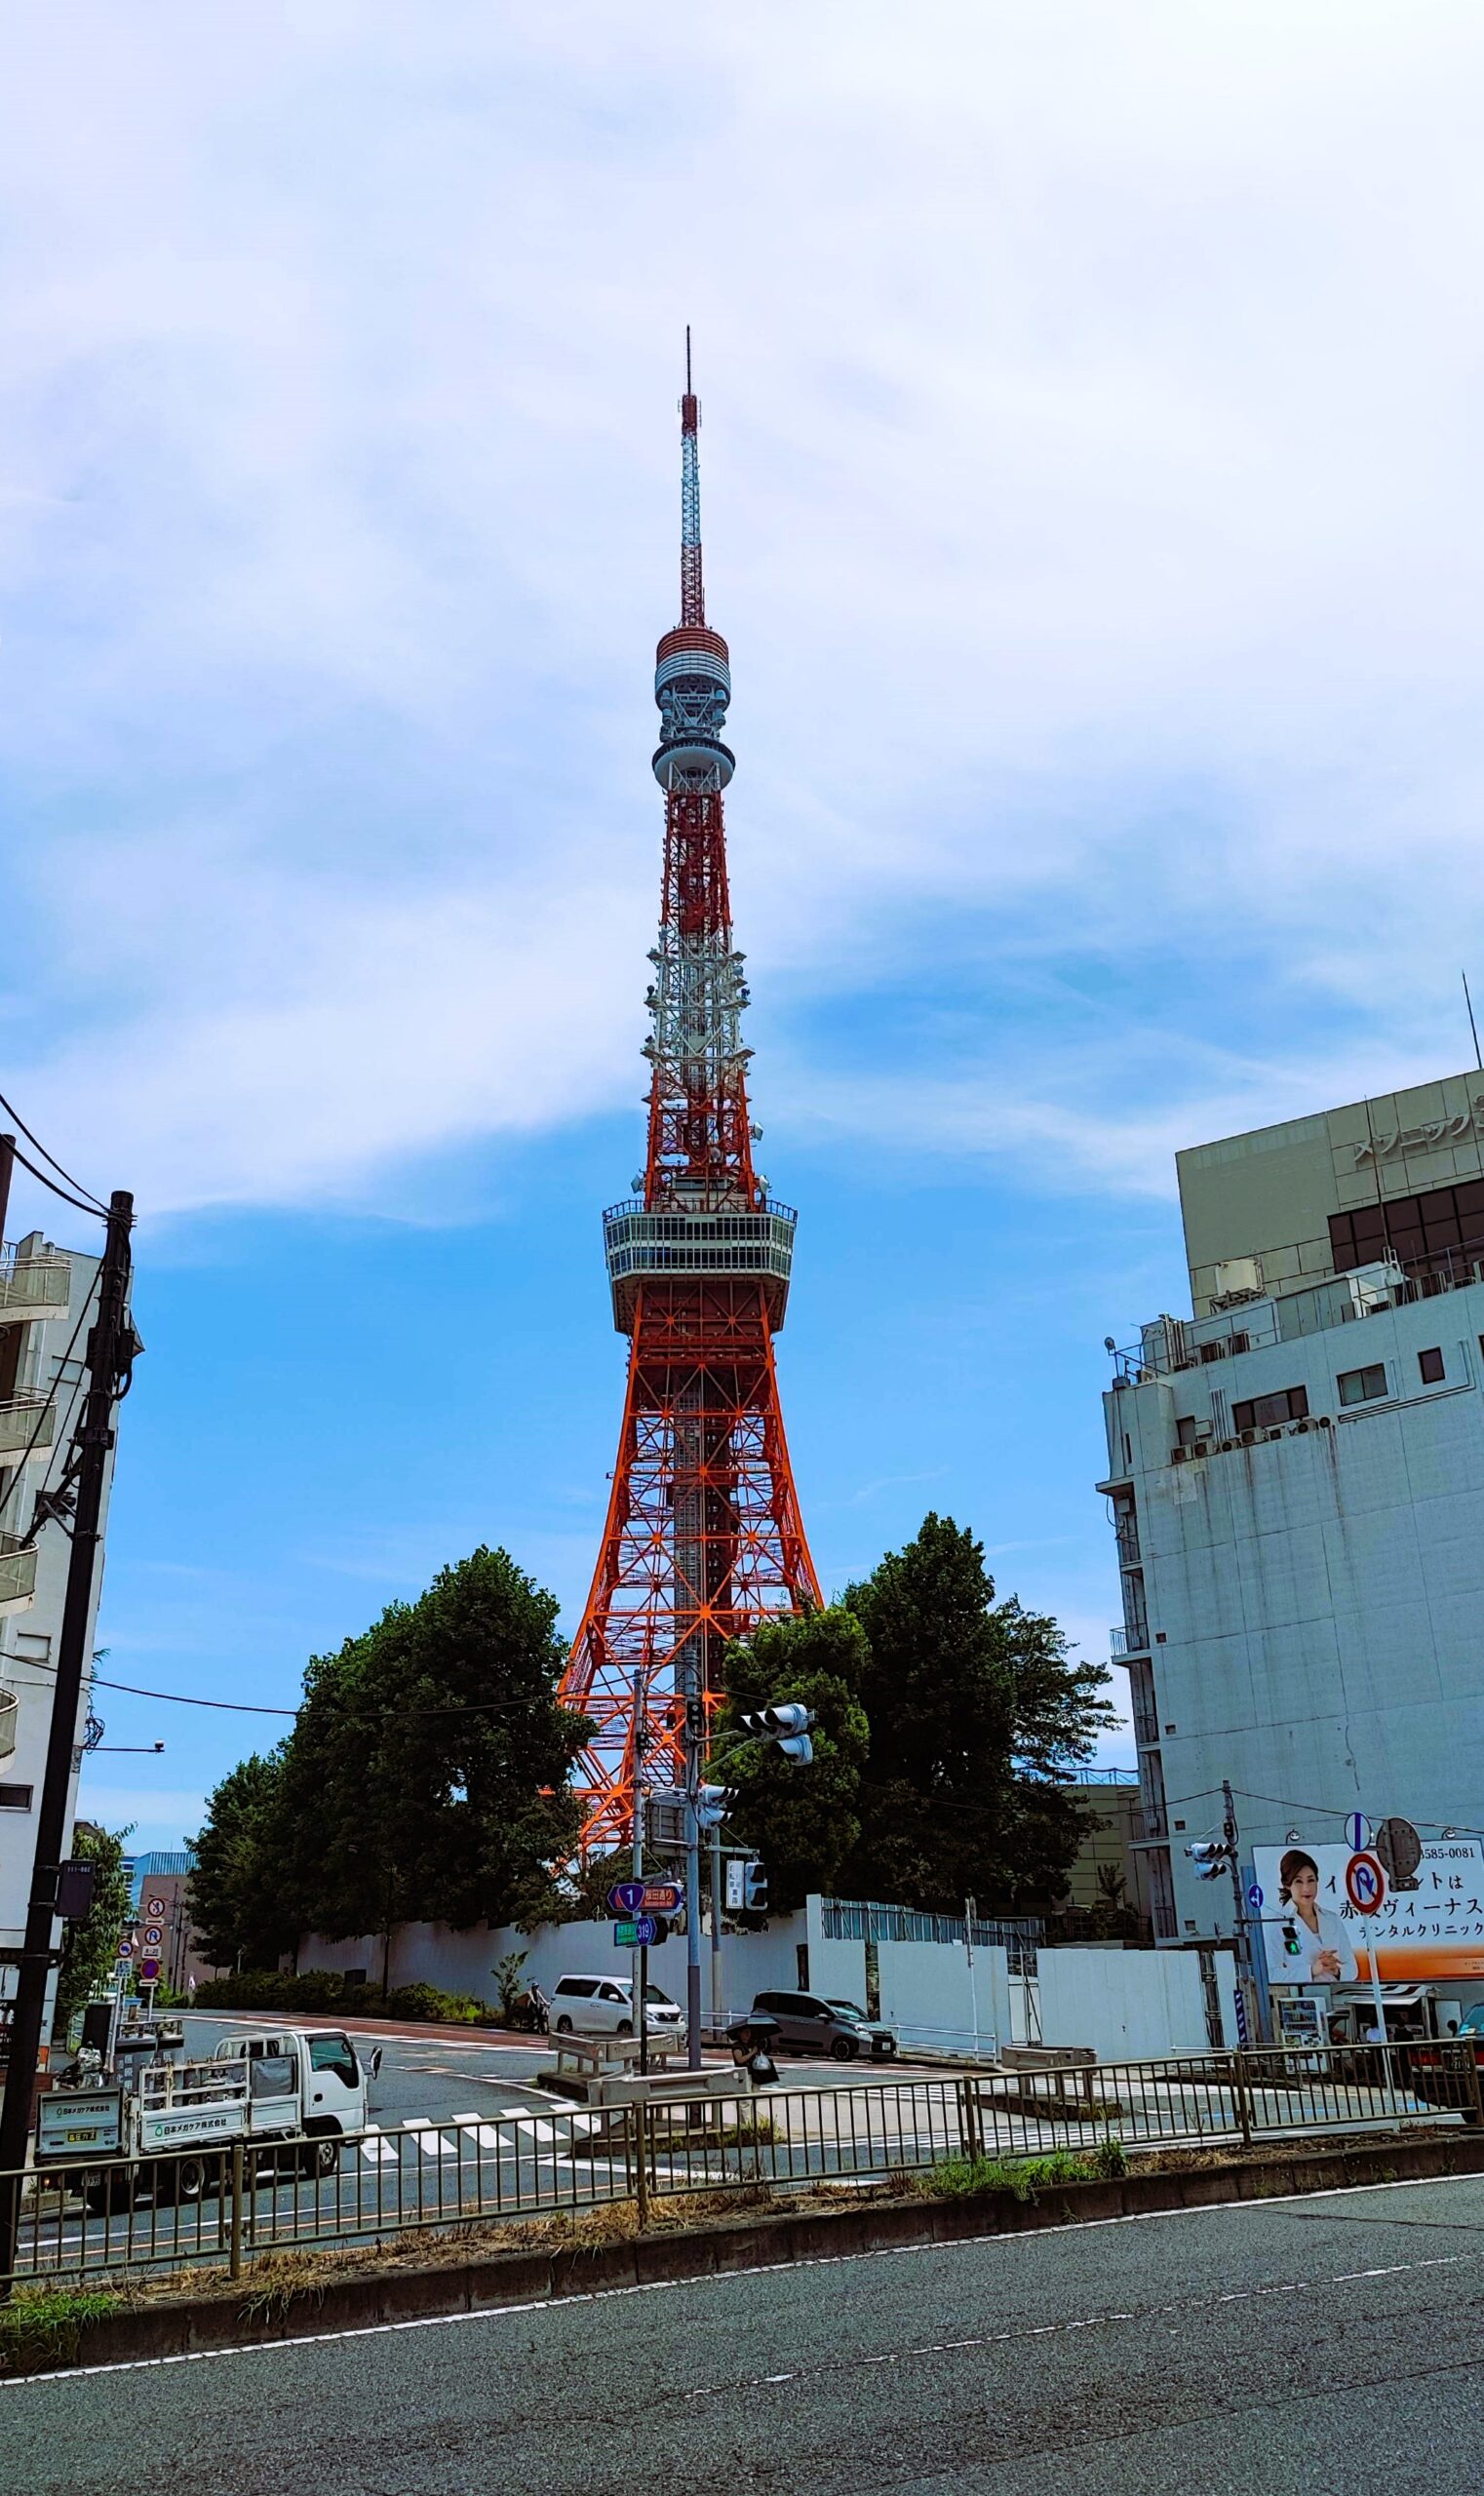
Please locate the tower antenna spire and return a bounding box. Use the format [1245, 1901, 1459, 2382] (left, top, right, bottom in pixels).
[559, 366, 820, 1867]
[679, 332, 704, 627]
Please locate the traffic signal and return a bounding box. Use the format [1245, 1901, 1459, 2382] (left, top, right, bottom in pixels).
[1281, 1920, 1302, 1958]
[1185, 1840, 1230, 1882]
[742, 1860, 768, 1911]
[739, 1702, 815, 1763]
[696, 1784, 731, 1829]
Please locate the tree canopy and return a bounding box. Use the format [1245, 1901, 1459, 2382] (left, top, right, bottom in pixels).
[53, 1821, 134, 2039]
[837, 1513, 1113, 1915]
[717, 1607, 871, 1911]
[189, 1547, 590, 1970]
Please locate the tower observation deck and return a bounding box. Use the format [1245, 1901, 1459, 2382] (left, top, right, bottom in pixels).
[558, 340, 820, 1855]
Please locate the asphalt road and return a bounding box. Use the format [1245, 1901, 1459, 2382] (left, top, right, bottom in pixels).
[8, 2170, 1484, 2493]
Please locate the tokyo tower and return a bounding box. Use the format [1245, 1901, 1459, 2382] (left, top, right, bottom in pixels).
[560, 339, 821, 1855]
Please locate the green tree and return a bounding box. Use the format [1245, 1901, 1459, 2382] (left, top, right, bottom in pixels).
[187, 1749, 296, 1970]
[274, 1546, 591, 1958]
[52, 1822, 133, 2040]
[716, 1608, 871, 1911]
[840, 1513, 1113, 1914]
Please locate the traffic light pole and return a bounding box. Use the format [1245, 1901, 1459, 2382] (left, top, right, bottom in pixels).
[631, 1666, 648, 2080]
[1222, 1780, 1264, 2046]
[0, 1190, 134, 2294]
[710, 1819, 723, 2036]
[683, 1689, 703, 2072]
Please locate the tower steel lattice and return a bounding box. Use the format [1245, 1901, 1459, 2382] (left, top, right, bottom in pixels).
[560, 339, 821, 1855]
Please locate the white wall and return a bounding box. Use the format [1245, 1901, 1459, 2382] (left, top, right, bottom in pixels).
[876, 1940, 1009, 2058]
[301, 1908, 1021, 2061]
[1036, 1946, 1213, 2061]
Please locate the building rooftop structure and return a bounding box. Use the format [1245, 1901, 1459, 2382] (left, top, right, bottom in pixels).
[1100, 1064, 1484, 2015]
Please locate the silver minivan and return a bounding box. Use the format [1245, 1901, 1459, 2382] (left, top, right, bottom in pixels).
[548, 1974, 683, 2039]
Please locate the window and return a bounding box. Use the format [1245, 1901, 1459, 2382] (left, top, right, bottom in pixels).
[0, 1784, 32, 1811]
[1339, 1363, 1388, 1406]
[1330, 1179, 1484, 1279]
[1419, 1346, 1446, 1384]
[1231, 1385, 1309, 1431]
[308, 2035, 359, 2089]
[555, 1977, 597, 1998]
[1176, 1416, 1209, 1451]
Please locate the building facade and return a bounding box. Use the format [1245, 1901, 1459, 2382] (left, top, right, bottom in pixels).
[0, 1228, 117, 2023]
[1102, 1067, 1484, 1998]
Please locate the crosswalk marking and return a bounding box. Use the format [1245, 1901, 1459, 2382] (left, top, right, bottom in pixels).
[357, 2109, 604, 2163]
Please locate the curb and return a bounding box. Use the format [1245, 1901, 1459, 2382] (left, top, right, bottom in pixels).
[8, 2125, 1484, 2378]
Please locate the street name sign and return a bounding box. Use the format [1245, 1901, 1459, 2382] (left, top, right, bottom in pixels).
[613, 1916, 659, 1948]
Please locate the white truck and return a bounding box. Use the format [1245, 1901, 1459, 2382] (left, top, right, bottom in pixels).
[36, 2026, 380, 2211]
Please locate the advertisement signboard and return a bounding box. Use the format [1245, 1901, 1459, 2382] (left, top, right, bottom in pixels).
[1253, 1835, 1484, 1985]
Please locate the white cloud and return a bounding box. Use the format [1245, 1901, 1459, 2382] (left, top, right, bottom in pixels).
[4, 4, 1484, 1215]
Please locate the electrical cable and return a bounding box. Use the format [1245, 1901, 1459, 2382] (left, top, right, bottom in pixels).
[0, 1086, 109, 1216]
[8, 1145, 107, 1226]
[48, 1665, 593, 1729]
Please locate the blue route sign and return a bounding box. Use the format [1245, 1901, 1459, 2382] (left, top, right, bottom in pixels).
[613, 1916, 658, 1948]
[607, 1881, 646, 1916]
[1345, 1812, 1371, 1853]
[1246, 1881, 1264, 1912]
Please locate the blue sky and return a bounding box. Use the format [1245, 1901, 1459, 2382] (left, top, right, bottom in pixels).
[6, 6, 1484, 1845]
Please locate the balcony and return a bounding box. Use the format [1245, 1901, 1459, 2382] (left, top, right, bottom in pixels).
[0, 1248, 71, 1329]
[0, 1535, 35, 1619]
[0, 1394, 59, 1465]
[0, 1688, 15, 1761]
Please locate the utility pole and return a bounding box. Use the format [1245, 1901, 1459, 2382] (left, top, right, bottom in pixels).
[683, 1686, 703, 2071]
[0, 1190, 134, 2291]
[1222, 1780, 1262, 2046]
[631, 1666, 648, 2079]
[0, 1135, 14, 1243]
[710, 1816, 723, 2038]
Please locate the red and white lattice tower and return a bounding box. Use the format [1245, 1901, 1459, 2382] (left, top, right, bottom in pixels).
[559, 339, 821, 1854]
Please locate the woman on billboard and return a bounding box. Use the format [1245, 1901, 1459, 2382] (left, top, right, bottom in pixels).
[1279, 1850, 1358, 1983]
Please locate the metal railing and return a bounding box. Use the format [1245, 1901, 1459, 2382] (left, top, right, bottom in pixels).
[0, 1395, 58, 1464]
[0, 1251, 71, 1325]
[0, 1537, 37, 1619]
[5, 2042, 1476, 2291]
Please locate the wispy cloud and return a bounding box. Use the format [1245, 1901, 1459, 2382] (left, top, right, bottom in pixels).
[5, 4, 1484, 1229]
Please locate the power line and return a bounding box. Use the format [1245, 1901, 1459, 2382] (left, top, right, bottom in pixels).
[0, 1087, 108, 1217]
[9, 1144, 107, 1226]
[76, 1668, 592, 1729]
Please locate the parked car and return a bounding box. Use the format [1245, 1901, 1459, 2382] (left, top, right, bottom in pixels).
[548, 1974, 684, 2039]
[1404, 2002, 1484, 2119]
[751, 1991, 897, 2061]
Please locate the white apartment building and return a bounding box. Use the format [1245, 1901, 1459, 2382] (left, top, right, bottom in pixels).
[0, 1228, 117, 2019]
[1101, 1066, 1484, 1984]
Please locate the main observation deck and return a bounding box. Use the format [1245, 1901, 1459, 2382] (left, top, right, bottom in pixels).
[603, 1197, 797, 1333]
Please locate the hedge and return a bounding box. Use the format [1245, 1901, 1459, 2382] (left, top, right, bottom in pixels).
[190, 1970, 493, 2024]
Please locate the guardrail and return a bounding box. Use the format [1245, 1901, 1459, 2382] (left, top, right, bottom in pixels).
[4, 2043, 1477, 2290]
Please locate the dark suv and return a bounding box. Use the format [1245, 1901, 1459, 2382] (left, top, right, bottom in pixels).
[751, 1991, 897, 2061]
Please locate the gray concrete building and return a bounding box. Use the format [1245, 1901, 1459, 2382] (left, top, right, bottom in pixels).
[1101, 1066, 1484, 1983]
[0, 1228, 117, 2029]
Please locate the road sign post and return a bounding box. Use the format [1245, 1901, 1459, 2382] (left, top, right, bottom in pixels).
[1346, 1848, 1393, 2109]
[613, 1916, 659, 1949]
